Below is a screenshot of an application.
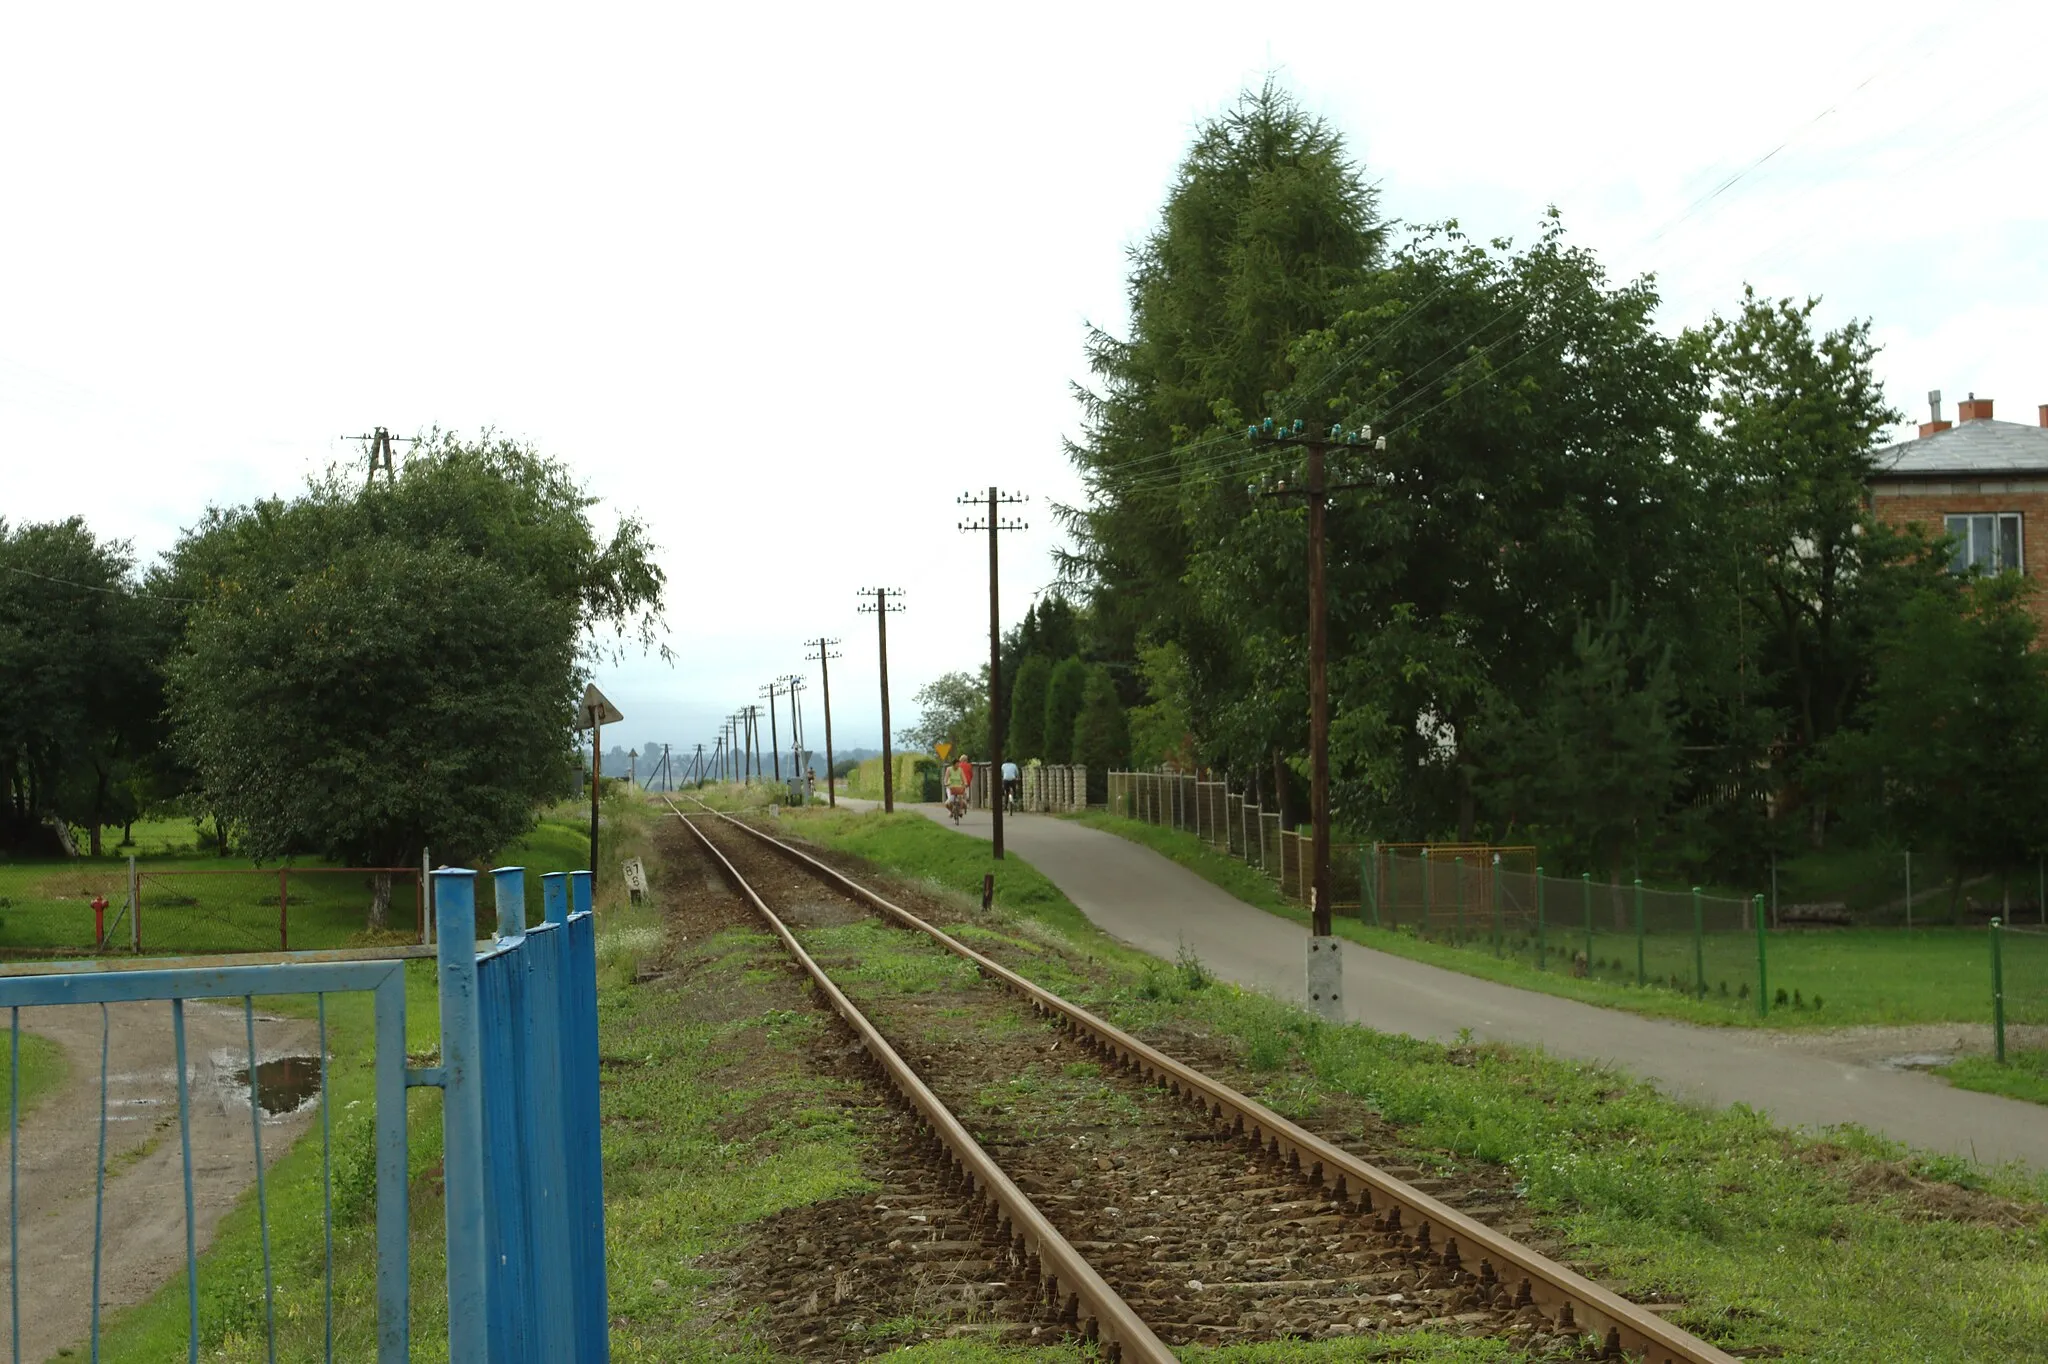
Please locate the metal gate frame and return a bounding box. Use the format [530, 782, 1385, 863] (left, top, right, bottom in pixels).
[1, 865, 608, 1363]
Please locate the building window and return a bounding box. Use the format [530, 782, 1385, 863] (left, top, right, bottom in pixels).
[1945, 513, 2023, 574]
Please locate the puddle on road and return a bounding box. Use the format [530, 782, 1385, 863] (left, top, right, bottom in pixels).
[232, 1055, 324, 1115]
[1881, 1052, 1957, 1070]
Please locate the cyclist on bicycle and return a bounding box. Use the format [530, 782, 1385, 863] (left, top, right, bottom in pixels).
[946, 755, 972, 822]
[1001, 759, 1021, 812]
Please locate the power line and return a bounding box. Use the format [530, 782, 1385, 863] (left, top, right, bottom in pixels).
[0, 563, 198, 604]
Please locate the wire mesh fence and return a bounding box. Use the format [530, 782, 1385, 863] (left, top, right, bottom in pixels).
[1103, 772, 2038, 1050]
[132, 868, 423, 955]
[1998, 921, 2048, 1069]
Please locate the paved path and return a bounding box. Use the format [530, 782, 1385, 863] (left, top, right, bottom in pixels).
[844, 799, 2048, 1170]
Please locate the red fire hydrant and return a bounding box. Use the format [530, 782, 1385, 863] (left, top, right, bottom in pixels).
[92, 894, 109, 947]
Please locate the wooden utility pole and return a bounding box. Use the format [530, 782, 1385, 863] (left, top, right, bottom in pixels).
[858, 589, 907, 812]
[958, 488, 1028, 859]
[807, 638, 843, 807]
[761, 684, 786, 783]
[1305, 440, 1330, 935]
[1250, 418, 1382, 1020]
[778, 674, 804, 790]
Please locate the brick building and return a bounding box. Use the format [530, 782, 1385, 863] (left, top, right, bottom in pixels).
[1868, 392, 2048, 627]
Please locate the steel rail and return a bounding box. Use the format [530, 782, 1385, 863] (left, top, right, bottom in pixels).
[694, 801, 1738, 1364]
[673, 811, 1175, 1364]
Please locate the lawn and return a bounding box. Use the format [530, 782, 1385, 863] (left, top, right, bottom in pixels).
[0, 855, 427, 957]
[779, 804, 2048, 1364]
[0, 798, 647, 959]
[1070, 812, 2035, 1033]
[2, 1029, 65, 1121]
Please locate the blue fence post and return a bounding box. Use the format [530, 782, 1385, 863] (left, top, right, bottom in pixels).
[481, 868, 535, 1362]
[495, 865, 528, 944]
[565, 867, 609, 1360]
[523, 883, 576, 1359]
[373, 962, 410, 1362]
[435, 869, 490, 1364]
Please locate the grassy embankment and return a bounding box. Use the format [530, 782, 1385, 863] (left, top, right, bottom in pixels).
[731, 805, 2048, 1364]
[96, 788, 658, 1362]
[837, 752, 936, 801]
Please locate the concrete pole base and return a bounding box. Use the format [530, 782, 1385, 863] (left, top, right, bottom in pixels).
[1306, 935, 1344, 1022]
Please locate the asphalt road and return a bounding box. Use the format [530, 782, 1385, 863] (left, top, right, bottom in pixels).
[853, 799, 2048, 1170]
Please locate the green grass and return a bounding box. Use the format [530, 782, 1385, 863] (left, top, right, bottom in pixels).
[782, 808, 1127, 953]
[1072, 812, 2033, 1032]
[803, 804, 2048, 1364]
[602, 924, 875, 1361]
[0, 794, 648, 959]
[838, 753, 937, 801]
[0, 855, 426, 957]
[2, 1029, 65, 1120]
[1940, 1051, 2048, 1105]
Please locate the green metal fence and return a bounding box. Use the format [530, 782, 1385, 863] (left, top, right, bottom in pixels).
[1996, 920, 2047, 1069]
[1103, 772, 2037, 1058]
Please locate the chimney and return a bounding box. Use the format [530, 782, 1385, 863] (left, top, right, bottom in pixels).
[1920, 388, 1952, 438]
[1959, 392, 1994, 422]
[2039, 404, 2047, 428]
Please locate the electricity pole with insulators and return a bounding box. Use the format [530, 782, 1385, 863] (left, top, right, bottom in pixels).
[1249, 416, 1386, 1021]
[958, 488, 1028, 859]
[857, 589, 907, 812]
[806, 637, 844, 807]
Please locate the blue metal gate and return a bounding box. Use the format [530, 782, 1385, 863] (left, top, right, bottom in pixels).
[0, 865, 608, 1362]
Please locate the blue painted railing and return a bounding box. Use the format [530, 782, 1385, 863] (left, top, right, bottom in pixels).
[0, 864, 608, 1362]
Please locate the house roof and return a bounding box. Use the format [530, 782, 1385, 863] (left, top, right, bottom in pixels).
[1872, 419, 2048, 479]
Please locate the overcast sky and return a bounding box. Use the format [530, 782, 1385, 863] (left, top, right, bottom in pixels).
[5, 1, 2044, 757]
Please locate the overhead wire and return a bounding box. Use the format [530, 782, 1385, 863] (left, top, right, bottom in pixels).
[0, 562, 197, 604]
[1086, 18, 1958, 502]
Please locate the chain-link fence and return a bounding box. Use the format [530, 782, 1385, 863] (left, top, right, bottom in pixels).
[1997, 921, 2047, 1069]
[1104, 772, 2041, 1047]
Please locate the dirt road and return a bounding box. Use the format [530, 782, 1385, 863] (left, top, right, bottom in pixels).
[0, 999, 318, 1360]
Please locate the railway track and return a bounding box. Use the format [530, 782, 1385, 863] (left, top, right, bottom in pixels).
[670, 799, 1736, 1364]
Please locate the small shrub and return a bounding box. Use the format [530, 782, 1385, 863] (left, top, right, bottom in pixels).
[1775, 987, 1789, 1007]
[1738, 982, 1750, 999]
[1793, 989, 1805, 1009]
[1813, 994, 1823, 1010]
